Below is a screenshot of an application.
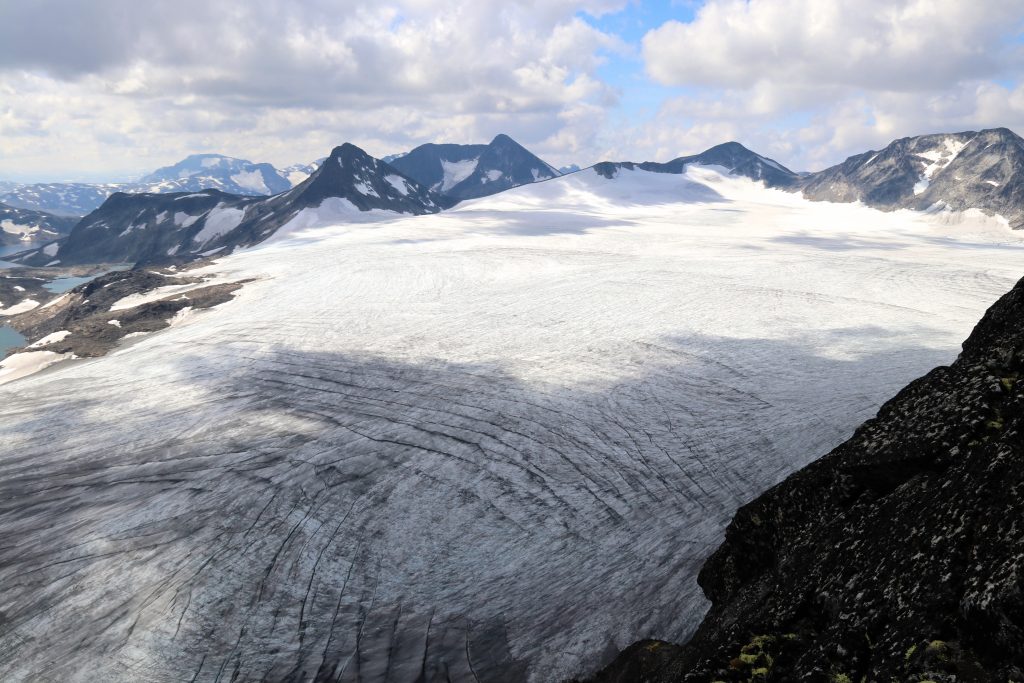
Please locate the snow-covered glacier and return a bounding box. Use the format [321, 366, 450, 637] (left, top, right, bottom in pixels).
[3, 166, 1024, 682]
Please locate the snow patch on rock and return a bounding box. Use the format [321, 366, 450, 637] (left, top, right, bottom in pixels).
[28, 330, 71, 348]
[193, 205, 244, 244]
[440, 158, 479, 192]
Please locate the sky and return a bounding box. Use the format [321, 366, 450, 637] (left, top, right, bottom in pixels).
[1, 0, 1023, 182]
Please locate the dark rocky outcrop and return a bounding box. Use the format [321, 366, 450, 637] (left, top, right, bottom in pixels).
[593, 142, 800, 188]
[8, 268, 247, 359]
[589, 275, 1024, 682]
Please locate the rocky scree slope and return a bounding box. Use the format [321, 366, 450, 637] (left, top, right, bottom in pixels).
[592, 142, 800, 189]
[388, 133, 560, 200]
[9, 143, 445, 267]
[6, 268, 246, 360]
[800, 127, 1024, 228]
[587, 276, 1024, 681]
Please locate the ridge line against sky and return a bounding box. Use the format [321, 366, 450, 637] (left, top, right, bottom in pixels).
[1, 0, 1023, 183]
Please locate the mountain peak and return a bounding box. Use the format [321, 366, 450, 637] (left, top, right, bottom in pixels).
[703, 141, 750, 154]
[388, 135, 559, 201]
[288, 143, 445, 214]
[331, 142, 368, 157]
[489, 133, 518, 147]
[591, 141, 797, 187]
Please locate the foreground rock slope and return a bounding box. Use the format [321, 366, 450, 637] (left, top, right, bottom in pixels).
[590, 275, 1024, 682]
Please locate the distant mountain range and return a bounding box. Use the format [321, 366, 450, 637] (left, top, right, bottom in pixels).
[0, 202, 78, 248]
[137, 154, 293, 196]
[8, 128, 1024, 270]
[0, 136, 562, 216]
[0, 156, 295, 217]
[10, 144, 447, 267]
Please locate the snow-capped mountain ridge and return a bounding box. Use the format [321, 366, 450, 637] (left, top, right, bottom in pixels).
[800, 127, 1024, 227]
[1, 183, 126, 217]
[0, 202, 77, 248]
[592, 141, 799, 188]
[389, 133, 560, 200]
[139, 153, 293, 196]
[12, 128, 1024, 271]
[1, 155, 305, 216]
[9, 143, 445, 267]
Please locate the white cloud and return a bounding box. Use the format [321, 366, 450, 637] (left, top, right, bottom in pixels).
[643, 0, 1022, 92]
[632, 0, 1024, 172]
[4, 0, 1024, 181]
[0, 0, 628, 180]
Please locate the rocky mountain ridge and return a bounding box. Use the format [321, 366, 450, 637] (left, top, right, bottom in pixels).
[801, 127, 1024, 228]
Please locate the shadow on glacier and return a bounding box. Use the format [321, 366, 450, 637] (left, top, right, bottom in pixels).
[770, 233, 914, 251]
[918, 235, 1024, 251]
[441, 209, 641, 236]
[0, 327, 959, 683]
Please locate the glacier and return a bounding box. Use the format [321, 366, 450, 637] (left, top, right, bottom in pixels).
[3, 166, 1024, 682]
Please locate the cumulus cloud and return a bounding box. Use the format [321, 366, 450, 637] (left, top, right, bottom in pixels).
[0, 0, 627, 179]
[635, 0, 1024, 171]
[643, 0, 1022, 92]
[5, 0, 1024, 180]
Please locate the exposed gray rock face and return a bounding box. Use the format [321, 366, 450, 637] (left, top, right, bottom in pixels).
[587, 275, 1024, 682]
[800, 127, 1024, 227]
[388, 134, 560, 200]
[8, 144, 445, 268]
[592, 142, 799, 188]
[0, 202, 78, 247]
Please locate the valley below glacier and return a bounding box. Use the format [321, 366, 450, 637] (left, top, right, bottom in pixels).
[3, 167, 1024, 682]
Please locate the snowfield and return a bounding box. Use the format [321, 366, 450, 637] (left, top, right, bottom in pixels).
[3, 166, 1024, 682]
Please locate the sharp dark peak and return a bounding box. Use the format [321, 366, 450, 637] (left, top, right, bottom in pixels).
[489, 133, 519, 147]
[702, 141, 752, 155]
[329, 142, 375, 162]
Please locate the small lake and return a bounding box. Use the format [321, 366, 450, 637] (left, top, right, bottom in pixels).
[0, 325, 26, 358]
[43, 275, 95, 293]
[41, 264, 132, 293]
